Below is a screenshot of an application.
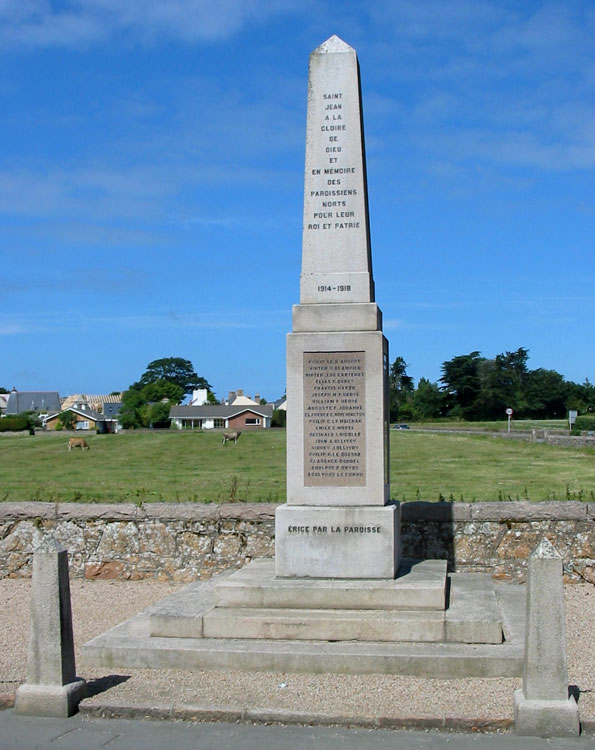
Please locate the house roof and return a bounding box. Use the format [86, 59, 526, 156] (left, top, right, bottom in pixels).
[6, 391, 61, 415]
[230, 395, 260, 405]
[46, 405, 105, 422]
[170, 404, 274, 419]
[61, 393, 123, 409]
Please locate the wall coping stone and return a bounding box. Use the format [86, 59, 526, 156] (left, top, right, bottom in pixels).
[0, 501, 592, 524]
[399, 502, 471, 522]
[140, 504, 220, 522]
[469, 501, 589, 522]
[0, 502, 58, 520]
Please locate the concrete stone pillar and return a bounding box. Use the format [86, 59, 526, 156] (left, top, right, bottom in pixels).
[513, 537, 579, 737]
[15, 537, 86, 717]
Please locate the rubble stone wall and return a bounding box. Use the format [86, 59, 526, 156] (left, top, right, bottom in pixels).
[0, 501, 593, 583]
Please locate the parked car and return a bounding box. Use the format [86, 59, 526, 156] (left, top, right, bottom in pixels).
[391, 424, 410, 430]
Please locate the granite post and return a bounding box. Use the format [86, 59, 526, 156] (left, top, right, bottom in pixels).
[276, 36, 398, 578]
[15, 537, 86, 717]
[513, 538, 579, 737]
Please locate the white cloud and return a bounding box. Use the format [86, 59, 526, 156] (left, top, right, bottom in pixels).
[0, 308, 288, 336]
[0, 0, 304, 48]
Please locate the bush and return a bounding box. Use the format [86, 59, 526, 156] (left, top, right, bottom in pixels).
[0, 415, 30, 432]
[572, 415, 595, 435]
[272, 409, 286, 428]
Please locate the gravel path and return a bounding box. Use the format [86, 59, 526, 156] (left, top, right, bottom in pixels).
[1, 578, 593, 723]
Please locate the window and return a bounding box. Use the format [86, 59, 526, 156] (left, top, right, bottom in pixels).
[245, 418, 260, 425]
[214, 419, 225, 428]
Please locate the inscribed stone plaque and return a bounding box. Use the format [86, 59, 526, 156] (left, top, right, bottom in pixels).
[303, 351, 366, 486]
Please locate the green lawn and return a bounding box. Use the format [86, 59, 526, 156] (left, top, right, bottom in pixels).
[0, 428, 593, 504]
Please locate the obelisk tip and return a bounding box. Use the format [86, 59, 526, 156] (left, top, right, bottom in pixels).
[314, 35, 354, 55]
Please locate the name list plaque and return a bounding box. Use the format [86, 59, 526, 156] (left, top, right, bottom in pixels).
[303, 351, 366, 487]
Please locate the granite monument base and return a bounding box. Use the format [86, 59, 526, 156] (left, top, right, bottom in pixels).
[275, 504, 399, 578]
[83, 561, 519, 678]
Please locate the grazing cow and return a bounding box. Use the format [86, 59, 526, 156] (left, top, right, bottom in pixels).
[68, 438, 89, 451]
[222, 431, 241, 445]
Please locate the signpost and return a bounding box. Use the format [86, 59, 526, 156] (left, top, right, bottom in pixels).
[506, 407, 514, 434]
[568, 410, 578, 431]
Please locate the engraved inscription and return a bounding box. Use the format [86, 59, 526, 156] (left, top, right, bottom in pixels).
[303, 351, 366, 487]
[306, 89, 361, 235]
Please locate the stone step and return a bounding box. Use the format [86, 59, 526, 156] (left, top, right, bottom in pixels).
[83, 627, 524, 679]
[445, 574, 503, 644]
[215, 558, 447, 611]
[82, 566, 522, 678]
[203, 607, 445, 642]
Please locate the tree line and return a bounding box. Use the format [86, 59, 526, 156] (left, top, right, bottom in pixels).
[389, 348, 595, 423]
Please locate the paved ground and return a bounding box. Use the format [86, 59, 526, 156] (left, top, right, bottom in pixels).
[1, 577, 594, 736]
[0, 711, 593, 750]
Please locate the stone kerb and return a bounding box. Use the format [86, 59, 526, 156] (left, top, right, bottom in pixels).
[0, 501, 592, 582]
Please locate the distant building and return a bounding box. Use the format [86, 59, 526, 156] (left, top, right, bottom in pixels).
[61, 393, 123, 414]
[189, 389, 209, 406]
[170, 403, 274, 430]
[224, 389, 265, 406]
[5, 389, 61, 415]
[44, 404, 120, 433]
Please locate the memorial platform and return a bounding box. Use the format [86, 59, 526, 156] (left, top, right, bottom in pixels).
[83, 560, 524, 679]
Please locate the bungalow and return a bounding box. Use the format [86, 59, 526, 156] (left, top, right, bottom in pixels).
[44, 404, 120, 433]
[170, 403, 274, 431]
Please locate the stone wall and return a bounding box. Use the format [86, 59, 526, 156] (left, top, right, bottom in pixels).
[0, 501, 593, 583]
[415, 428, 595, 449]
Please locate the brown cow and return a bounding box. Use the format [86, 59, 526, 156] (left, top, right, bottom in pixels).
[68, 438, 89, 451]
[222, 431, 241, 445]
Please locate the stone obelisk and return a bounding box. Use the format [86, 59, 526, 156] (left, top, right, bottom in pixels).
[276, 36, 399, 579]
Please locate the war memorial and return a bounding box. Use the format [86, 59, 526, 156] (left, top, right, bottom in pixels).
[78, 37, 579, 736]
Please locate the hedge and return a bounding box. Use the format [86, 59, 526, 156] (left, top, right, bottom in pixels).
[572, 415, 595, 434]
[0, 415, 31, 432]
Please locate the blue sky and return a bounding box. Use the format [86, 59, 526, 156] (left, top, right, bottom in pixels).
[1, 0, 594, 402]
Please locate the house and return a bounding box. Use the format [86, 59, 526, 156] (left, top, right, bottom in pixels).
[224, 389, 265, 406]
[0, 393, 9, 416]
[44, 404, 120, 433]
[5, 389, 61, 415]
[61, 393, 123, 414]
[170, 403, 275, 431]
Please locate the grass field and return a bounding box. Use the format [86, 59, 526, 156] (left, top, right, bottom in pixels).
[0, 428, 593, 504]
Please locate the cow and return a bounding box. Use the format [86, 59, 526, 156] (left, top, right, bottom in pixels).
[68, 438, 89, 451]
[222, 431, 241, 445]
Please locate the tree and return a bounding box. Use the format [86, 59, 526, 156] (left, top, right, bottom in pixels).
[440, 351, 484, 419]
[140, 380, 184, 404]
[388, 356, 414, 422]
[58, 411, 77, 430]
[118, 389, 144, 429]
[526, 368, 568, 419]
[408, 377, 444, 420]
[136, 357, 210, 395]
[567, 378, 595, 414]
[474, 348, 530, 419]
[147, 401, 172, 428]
